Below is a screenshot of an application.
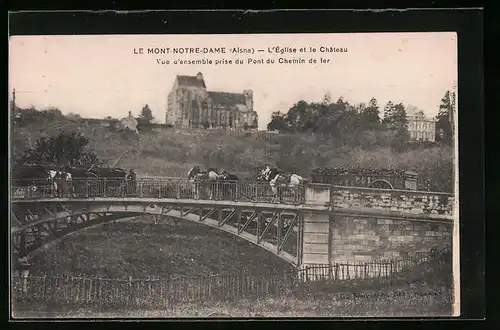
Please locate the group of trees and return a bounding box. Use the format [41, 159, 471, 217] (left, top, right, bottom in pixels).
[137, 104, 154, 126]
[10, 103, 157, 169]
[14, 131, 105, 170]
[435, 91, 455, 146]
[11, 106, 65, 127]
[267, 91, 455, 150]
[266, 95, 409, 150]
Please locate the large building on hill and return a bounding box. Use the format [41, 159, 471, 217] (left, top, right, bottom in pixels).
[406, 106, 436, 142]
[166, 72, 258, 129]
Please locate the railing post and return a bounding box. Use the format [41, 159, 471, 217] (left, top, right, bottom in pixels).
[177, 181, 181, 199]
[103, 179, 107, 198]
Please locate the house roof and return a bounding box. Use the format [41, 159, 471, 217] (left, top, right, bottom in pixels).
[208, 91, 246, 107]
[176, 75, 206, 88]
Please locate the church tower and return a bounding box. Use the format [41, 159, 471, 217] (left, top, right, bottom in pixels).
[243, 89, 253, 111]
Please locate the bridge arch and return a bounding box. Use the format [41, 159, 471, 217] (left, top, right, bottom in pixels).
[10, 179, 455, 278]
[11, 201, 301, 267]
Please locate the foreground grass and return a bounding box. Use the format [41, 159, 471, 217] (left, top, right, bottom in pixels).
[12, 288, 452, 318]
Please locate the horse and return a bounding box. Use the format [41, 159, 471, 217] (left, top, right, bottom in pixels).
[259, 165, 308, 203]
[48, 169, 72, 197]
[270, 173, 308, 203]
[218, 170, 239, 200]
[187, 166, 219, 199]
[258, 165, 280, 182]
[89, 167, 127, 197]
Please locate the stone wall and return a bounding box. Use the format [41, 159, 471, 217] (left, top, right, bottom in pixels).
[301, 185, 455, 267]
[328, 216, 452, 264]
[304, 185, 455, 217]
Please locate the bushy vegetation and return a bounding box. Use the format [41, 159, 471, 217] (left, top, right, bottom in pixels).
[14, 131, 104, 170]
[267, 93, 454, 148]
[10, 93, 455, 192]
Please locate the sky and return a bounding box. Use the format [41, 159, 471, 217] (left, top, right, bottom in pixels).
[9, 33, 457, 129]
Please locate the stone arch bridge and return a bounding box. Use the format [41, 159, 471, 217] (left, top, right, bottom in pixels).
[10, 178, 455, 270]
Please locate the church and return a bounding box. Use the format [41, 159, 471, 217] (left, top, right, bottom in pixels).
[165, 72, 258, 129]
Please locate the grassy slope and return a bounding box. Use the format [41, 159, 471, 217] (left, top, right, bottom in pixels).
[28, 218, 293, 279]
[12, 119, 454, 191]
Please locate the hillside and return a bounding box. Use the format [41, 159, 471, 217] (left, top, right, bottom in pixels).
[11, 118, 454, 192]
[27, 218, 293, 279]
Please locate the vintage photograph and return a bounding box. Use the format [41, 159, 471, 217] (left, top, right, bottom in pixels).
[9, 32, 458, 318]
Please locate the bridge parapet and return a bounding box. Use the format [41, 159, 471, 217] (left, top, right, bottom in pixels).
[11, 177, 455, 217]
[329, 186, 454, 216]
[304, 184, 331, 207]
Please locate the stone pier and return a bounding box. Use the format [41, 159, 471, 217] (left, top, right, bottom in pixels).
[301, 185, 454, 267]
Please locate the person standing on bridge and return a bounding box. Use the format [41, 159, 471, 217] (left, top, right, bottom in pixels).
[126, 169, 137, 196]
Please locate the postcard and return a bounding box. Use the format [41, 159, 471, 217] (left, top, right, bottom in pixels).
[9, 31, 459, 318]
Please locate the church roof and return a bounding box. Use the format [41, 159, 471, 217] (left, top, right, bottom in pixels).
[208, 91, 246, 107]
[176, 75, 206, 88]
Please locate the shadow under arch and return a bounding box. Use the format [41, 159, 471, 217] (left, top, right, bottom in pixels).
[14, 208, 298, 268]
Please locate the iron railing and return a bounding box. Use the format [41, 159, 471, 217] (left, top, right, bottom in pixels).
[10, 177, 455, 215]
[10, 178, 306, 205]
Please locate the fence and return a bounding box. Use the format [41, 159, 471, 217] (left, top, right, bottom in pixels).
[11, 247, 450, 308]
[11, 270, 298, 308]
[298, 247, 450, 282]
[10, 177, 454, 214]
[11, 178, 307, 205]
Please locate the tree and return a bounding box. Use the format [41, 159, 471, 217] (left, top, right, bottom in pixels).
[40, 107, 63, 120]
[267, 111, 289, 131]
[436, 91, 453, 145]
[138, 104, 154, 124]
[389, 103, 410, 150]
[391, 103, 409, 130]
[360, 97, 381, 127]
[382, 101, 395, 125]
[19, 131, 105, 169]
[284, 100, 309, 131]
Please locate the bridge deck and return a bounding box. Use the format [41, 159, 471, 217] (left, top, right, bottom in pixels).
[12, 197, 454, 222]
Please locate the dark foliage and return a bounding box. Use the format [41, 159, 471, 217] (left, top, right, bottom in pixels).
[266, 95, 413, 151]
[18, 131, 106, 169]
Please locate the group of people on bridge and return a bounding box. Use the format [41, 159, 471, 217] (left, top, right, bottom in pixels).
[13, 163, 309, 203]
[186, 165, 308, 202]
